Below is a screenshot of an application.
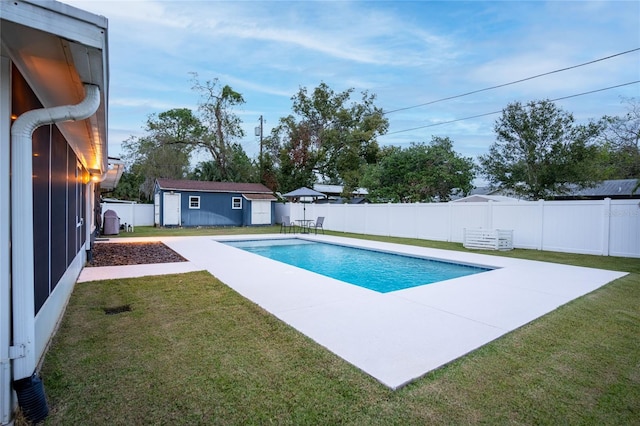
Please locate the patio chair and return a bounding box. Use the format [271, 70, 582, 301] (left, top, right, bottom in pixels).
[310, 216, 325, 234]
[281, 216, 296, 234]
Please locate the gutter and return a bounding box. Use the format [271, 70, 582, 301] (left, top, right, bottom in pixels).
[10, 83, 100, 423]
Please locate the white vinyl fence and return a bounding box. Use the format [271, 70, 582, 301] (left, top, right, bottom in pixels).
[281, 199, 640, 258]
[101, 202, 155, 228]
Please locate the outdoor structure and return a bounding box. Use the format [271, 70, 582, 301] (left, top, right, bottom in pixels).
[0, 1, 114, 424]
[154, 178, 277, 227]
[314, 183, 370, 204]
[463, 228, 514, 251]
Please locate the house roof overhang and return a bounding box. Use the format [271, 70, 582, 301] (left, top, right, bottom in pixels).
[100, 157, 124, 191]
[1, 0, 109, 177]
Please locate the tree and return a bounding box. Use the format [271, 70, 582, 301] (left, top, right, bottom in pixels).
[115, 74, 257, 200]
[121, 108, 202, 198]
[362, 137, 475, 203]
[269, 82, 388, 193]
[191, 74, 246, 181]
[190, 143, 257, 183]
[146, 107, 204, 148]
[110, 166, 147, 202]
[273, 118, 318, 191]
[599, 97, 640, 180]
[258, 135, 280, 191]
[479, 100, 604, 199]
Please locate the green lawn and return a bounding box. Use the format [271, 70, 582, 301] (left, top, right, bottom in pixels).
[110, 225, 285, 238]
[40, 227, 640, 424]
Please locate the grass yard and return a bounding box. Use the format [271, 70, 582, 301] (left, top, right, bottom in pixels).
[40, 228, 640, 424]
[109, 225, 285, 238]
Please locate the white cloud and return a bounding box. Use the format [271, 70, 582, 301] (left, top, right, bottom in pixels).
[109, 97, 185, 110]
[65, 0, 638, 161]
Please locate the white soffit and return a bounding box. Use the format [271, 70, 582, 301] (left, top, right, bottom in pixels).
[0, 0, 109, 173]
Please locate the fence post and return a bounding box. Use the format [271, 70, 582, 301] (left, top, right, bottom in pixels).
[447, 202, 453, 242]
[602, 198, 611, 256]
[537, 199, 545, 251]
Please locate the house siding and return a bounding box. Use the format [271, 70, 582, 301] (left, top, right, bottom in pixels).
[51, 128, 68, 288]
[179, 190, 244, 226]
[32, 124, 50, 313]
[12, 65, 87, 314]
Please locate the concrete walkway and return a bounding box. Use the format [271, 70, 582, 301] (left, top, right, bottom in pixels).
[78, 234, 627, 389]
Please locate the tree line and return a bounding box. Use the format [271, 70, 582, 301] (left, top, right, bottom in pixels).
[112, 76, 639, 203]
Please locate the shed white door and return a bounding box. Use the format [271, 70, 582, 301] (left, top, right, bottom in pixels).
[251, 200, 271, 225]
[154, 193, 160, 225]
[163, 193, 181, 226]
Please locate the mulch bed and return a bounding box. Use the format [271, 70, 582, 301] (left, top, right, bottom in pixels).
[88, 242, 187, 267]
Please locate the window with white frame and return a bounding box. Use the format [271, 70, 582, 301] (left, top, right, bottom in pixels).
[232, 197, 242, 209]
[189, 196, 200, 209]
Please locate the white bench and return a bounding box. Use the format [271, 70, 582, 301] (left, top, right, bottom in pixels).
[463, 228, 513, 251]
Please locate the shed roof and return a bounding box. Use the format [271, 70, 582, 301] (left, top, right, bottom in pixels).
[156, 178, 274, 194]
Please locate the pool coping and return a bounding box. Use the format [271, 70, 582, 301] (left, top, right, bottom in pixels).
[78, 234, 628, 390]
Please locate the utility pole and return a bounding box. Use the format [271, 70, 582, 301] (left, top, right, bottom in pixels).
[255, 115, 264, 180]
[258, 115, 263, 160]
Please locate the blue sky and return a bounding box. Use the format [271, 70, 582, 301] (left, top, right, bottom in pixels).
[66, 0, 639, 167]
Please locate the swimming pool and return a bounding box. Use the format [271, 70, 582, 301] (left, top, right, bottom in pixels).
[224, 238, 492, 293]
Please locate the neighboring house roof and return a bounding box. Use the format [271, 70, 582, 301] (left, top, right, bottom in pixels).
[555, 179, 639, 199]
[313, 184, 369, 196]
[101, 198, 136, 204]
[317, 196, 370, 204]
[467, 179, 639, 200]
[451, 195, 521, 203]
[468, 187, 499, 196]
[349, 197, 370, 204]
[156, 178, 275, 196]
[448, 186, 503, 201]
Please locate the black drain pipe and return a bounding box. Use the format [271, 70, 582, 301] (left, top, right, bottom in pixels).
[13, 373, 48, 423]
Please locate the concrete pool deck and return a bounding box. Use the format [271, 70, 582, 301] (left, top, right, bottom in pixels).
[78, 234, 628, 390]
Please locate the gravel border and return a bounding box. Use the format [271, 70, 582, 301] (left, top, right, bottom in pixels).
[88, 242, 187, 267]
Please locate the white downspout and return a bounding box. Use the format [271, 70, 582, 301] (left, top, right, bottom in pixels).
[10, 84, 101, 382]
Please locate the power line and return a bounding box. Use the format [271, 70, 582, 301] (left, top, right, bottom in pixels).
[382, 48, 640, 115]
[383, 80, 640, 136]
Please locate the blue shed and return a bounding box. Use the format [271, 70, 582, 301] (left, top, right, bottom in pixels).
[154, 178, 277, 227]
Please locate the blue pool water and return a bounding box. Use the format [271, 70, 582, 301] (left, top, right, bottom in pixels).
[223, 239, 492, 293]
